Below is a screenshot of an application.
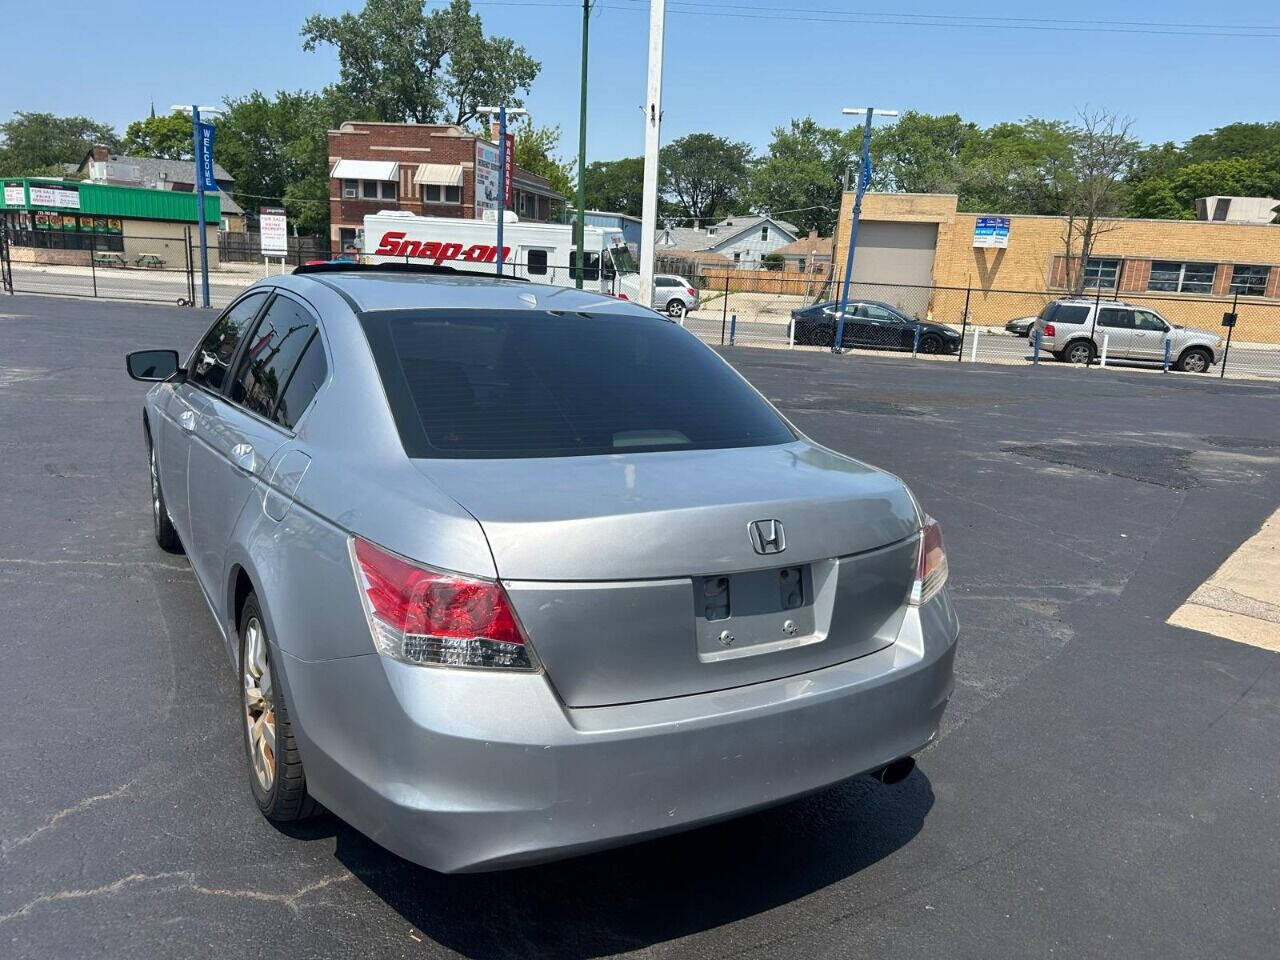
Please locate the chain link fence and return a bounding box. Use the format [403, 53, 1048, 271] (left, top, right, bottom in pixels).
[3, 237, 1278, 380]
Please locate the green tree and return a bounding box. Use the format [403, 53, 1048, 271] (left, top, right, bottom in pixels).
[870, 111, 981, 193]
[301, 0, 538, 127]
[660, 133, 754, 226]
[1169, 157, 1277, 209]
[512, 122, 573, 200]
[1126, 178, 1190, 219]
[749, 118, 857, 236]
[217, 87, 362, 235]
[959, 118, 1078, 215]
[1182, 122, 1280, 166]
[0, 111, 118, 176]
[120, 112, 193, 159]
[580, 157, 644, 217]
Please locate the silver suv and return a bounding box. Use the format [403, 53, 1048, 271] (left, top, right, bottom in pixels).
[654, 274, 700, 319]
[1032, 298, 1222, 372]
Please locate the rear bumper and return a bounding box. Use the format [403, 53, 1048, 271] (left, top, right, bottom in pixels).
[278, 594, 958, 873]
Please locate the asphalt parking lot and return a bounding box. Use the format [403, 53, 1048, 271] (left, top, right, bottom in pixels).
[3, 292, 1280, 959]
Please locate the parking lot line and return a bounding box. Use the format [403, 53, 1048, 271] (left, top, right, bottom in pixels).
[1168, 506, 1280, 651]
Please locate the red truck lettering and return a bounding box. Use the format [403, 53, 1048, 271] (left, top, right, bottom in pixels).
[374, 232, 510, 264]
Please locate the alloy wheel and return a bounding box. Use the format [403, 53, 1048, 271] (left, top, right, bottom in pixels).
[242, 618, 277, 792]
[667, 300, 687, 319]
[1182, 351, 1209, 373]
[1068, 343, 1092, 364]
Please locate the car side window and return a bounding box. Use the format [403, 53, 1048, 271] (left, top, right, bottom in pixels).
[656, 277, 675, 287]
[1134, 310, 1168, 332]
[272, 334, 328, 429]
[1096, 308, 1133, 329]
[229, 295, 319, 426]
[188, 292, 268, 392]
[1054, 305, 1091, 325]
[861, 305, 900, 323]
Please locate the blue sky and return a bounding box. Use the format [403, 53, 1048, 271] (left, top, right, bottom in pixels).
[5, 0, 1279, 162]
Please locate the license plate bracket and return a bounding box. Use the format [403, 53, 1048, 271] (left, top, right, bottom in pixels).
[693, 564, 818, 662]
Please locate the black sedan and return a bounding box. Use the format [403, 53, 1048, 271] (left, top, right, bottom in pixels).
[791, 300, 962, 354]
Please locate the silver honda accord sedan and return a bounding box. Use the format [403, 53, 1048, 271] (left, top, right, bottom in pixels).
[125, 264, 957, 873]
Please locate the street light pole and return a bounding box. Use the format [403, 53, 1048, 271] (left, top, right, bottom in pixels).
[638, 0, 666, 309]
[833, 106, 897, 353]
[574, 0, 593, 289]
[478, 105, 527, 278]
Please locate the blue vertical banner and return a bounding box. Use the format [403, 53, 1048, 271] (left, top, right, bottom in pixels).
[196, 122, 219, 193]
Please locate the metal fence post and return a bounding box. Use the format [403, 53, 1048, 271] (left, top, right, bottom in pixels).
[0, 220, 11, 295]
[957, 285, 971, 362]
[789, 317, 795, 349]
[1032, 327, 1041, 364]
[1220, 293, 1238, 379]
[1100, 332, 1109, 367]
[969, 327, 980, 362]
[1163, 337, 1172, 372]
[89, 233, 98, 298]
[729, 313, 737, 346]
[720, 272, 730, 345]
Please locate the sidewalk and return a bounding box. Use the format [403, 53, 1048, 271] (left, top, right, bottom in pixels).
[1169, 505, 1280, 651]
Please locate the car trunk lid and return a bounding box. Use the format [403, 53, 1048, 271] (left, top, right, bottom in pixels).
[413, 441, 921, 706]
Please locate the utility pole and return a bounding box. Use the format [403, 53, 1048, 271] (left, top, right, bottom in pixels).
[638, 0, 666, 309]
[574, 0, 593, 289]
[833, 106, 897, 353]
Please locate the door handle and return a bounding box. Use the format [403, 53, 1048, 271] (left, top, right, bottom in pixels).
[179, 409, 196, 432]
[231, 443, 256, 473]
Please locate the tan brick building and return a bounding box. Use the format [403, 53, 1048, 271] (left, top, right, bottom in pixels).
[834, 193, 1280, 340]
[327, 122, 562, 254]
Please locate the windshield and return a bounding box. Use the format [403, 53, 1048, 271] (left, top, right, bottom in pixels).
[609, 244, 638, 274]
[359, 309, 795, 459]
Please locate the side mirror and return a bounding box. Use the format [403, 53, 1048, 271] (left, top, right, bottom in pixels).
[126, 349, 181, 382]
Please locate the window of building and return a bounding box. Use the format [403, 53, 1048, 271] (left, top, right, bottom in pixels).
[381, 180, 397, 201]
[526, 249, 548, 275]
[518, 192, 528, 215]
[421, 184, 462, 204]
[761, 226, 769, 240]
[338, 228, 358, 251]
[733, 251, 741, 263]
[1082, 257, 1120, 289]
[342, 180, 358, 199]
[1148, 261, 1215, 294]
[361, 180, 379, 199]
[1230, 264, 1270, 297]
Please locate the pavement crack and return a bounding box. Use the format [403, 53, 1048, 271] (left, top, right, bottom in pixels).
[0, 556, 190, 572]
[2, 782, 135, 856]
[0, 870, 355, 924]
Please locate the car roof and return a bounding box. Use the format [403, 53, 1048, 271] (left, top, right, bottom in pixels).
[278, 269, 657, 317]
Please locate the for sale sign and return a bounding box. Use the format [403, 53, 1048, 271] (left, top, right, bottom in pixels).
[259, 207, 288, 257]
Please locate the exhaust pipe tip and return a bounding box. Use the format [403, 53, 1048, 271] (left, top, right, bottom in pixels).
[872, 756, 916, 785]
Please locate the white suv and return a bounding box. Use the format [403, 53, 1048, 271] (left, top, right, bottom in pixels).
[1032, 298, 1222, 372]
[654, 275, 700, 319]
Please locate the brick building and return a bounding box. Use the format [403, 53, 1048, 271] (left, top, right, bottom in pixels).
[327, 121, 563, 253]
[833, 192, 1280, 338]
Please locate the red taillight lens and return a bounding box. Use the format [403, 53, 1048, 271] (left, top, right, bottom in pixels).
[686, 287, 697, 297]
[910, 516, 948, 606]
[351, 538, 534, 669]
[1043, 323, 1056, 337]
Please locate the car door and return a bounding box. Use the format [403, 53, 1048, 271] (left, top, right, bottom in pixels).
[186, 291, 320, 599]
[160, 291, 270, 549]
[1094, 307, 1136, 360]
[1131, 309, 1171, 360]
[856, 303, 904, 349]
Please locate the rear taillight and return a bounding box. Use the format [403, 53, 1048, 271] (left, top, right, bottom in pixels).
[1043, 323, 1056, 337]
[686, 287, 697, 297]
[910, 516, 948, 606]
[349, 538, 535, 670]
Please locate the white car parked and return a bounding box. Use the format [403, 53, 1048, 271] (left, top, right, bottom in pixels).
[655, 274, 700, 319]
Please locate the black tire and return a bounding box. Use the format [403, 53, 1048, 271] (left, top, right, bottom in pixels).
[918, 334, 942, 355]
[1177, 346, 1212, 374]
[1064, 339, 1095, 364]
[239, 593, 319, 822]
[666, 299, 687, 319]
[147, 434, 182, 553]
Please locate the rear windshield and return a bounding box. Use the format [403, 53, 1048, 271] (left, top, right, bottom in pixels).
[361, 309, 796, 458]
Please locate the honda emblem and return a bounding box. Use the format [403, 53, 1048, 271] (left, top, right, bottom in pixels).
[748, 519, 786, 555]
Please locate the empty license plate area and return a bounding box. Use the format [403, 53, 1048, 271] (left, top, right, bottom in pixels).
[693, 564, 823, 662]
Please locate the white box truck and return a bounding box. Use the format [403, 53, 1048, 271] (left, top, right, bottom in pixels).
[361, 210, 642, 300]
